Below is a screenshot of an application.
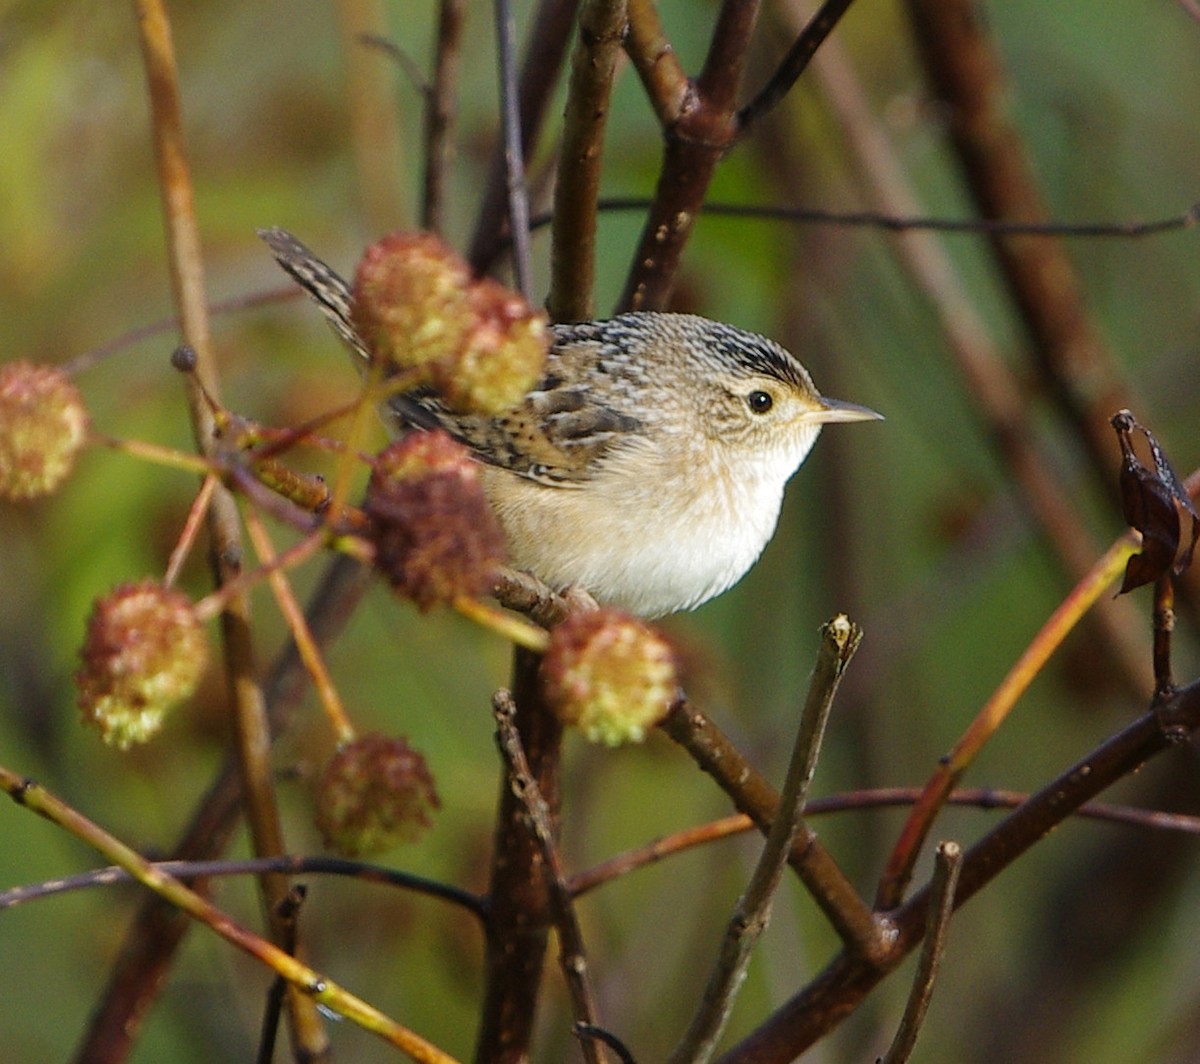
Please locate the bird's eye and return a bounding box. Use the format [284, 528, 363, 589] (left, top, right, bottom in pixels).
[747, 390, 774, 414]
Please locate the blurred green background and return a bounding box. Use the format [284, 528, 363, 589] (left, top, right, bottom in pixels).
[2, 1, 1200, 1061]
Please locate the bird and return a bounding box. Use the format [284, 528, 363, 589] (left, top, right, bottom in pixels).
[260, 228, 881, 617]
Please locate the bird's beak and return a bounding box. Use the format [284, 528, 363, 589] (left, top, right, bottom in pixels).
[813, 396, 884, 424]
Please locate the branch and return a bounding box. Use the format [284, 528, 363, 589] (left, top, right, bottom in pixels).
[879, 841, 961, 1064]
[876, 532, 1138, 908]
[475, 649, 566, 1063]
[494, 0, 535, 297]
[129, 2, 326, 1058]
[618, 0, 764, 311]
[717, 680, 1200, 1062]
[667, 616, 861, 1064]
[737, 0, 856, 132]
[660, 697, 887, 962]
[468, 0, 580, 274]
[77, 553, 372, 1062]
[493, 691, 607, 1064]
[422, 0, 467, 234]
[548, 0, 628, 321]
[1, 770, 458, 1064]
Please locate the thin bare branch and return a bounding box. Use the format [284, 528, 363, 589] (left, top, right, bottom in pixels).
[876, 533, 1138, 909]
[548, 0, 629, 321]
[737, 0, 855, 132]
[469, 0, 579, 274]
[475, 649, 565, 1064]
[123, 4, 327, 1059]
[718, 680, 1200, 1062]
[78, 552, 372, 1063]
[668, 616, 861, 1064]
[0, 854, 487, 919]
[879, 841, 961, 1064]
[495, 0, 535, 297]
[423, 0, 467, 234]
[619, 0, 769, 310]
[2, 770, 458, 1064]
[493, 691, 607, 1064]
[660, 699, 888, 962]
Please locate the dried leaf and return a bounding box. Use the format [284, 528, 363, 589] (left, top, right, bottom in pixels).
[1110, 409, 1197, 593]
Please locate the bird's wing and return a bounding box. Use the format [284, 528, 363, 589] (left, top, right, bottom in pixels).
[260, 228, 644, 486]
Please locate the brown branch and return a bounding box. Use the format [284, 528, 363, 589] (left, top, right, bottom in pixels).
[468, 0, 580, 274]
[494, 0, 536, 298]
[423, 0, 467, 234]
[875, 534, 1136, 908]
[660, 697, 888, 962]
[547, 0, 629, 321]
[619, 0, 858, 310]
[120, 4, 328, 1062]
[667, 617, 861, 1064]
[475, 648, 566, 1064]
[1153, 576, 1177, 700]
[76, 553, 371, 1062]
[493, 691, 607, 1064]
[716, 680, 1200, 1062]
[737, 0, 856, 133]
[619, 0, 762, 311]
[878, 841, 961, 1064]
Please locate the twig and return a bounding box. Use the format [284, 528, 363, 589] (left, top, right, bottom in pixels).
[619, 0, 857, 310]
[575, 1024, 637, 1064]
[879, 841, 961, 1064]
[128, 2, 326, 1058]
[570, 815, 752, 897]
[493, 691, 607, 1064]
[569, 788, 1200, 898]
[257, 885, 307, 1064]
[79, 552, 373, 1060]
[533, 195, 1200, 238]
[547, 0, 628, 322]
[717, 679, 1200, 1062]
[737, 0, 856, 132]
[660, 697, 886, 961]
[667, 616, 861, 1064]
[9, 787, 1196, 916]
[242, 509, 357, 743]
[475, 648, 566, 1062]
[1, 769, 459, 1064]
[876, 531, 1139, 909]
[468, 0, 579, 274]
[1153, 575, 1177, 700]
[163, 473, 218, 587]
[423, 0, 467, 234]
[619, 0, 759, 311]
[494, 0, 534, 297]
[0, 854, 487, 918]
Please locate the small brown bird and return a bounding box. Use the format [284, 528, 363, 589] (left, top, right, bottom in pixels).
[261, 228, 881, 617]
